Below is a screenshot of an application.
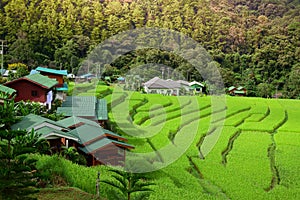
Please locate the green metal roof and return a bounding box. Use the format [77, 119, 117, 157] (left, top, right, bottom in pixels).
[234, 90, 246, 94]
[58, 116, 100, 128]
[36, 126, 78, 141]
[57, 96, 108, 120]
[36, 67, 68, 76]
[62, 96, 96, 108]
[190, 85, 202, 89]
[237, 86, 245, 90]
[25, 73, 58, 89]
[56, 87, 69, 91]
[97, 99, 108, 120]
[57, 107, 96, 117]
[11, 114, 69, 131]
[79, 138, 134, 154]
[228, 86, 236, 91]
[68, 124, 106, 144]
[11, 114, 49, 130]
[67, 124, 126, 144]
[0, 84, 16, 95]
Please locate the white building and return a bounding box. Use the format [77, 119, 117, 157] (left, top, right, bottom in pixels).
[143, 77, 181, 96]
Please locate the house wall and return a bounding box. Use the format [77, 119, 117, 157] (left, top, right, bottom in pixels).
[145, 87, 179, 96]
[5, 80, 49, 103]
[40, 72, 64, 86]
[90, 144, 125, 166]
[48, 139, 63, 153]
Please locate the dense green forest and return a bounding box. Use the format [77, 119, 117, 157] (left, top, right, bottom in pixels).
[0, 0, 299, 98]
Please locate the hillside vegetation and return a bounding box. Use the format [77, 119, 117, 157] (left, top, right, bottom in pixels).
[0, 0, 299, 97]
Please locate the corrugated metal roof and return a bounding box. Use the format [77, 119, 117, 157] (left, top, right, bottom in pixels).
[97, 99, 108, 120]
[79, 137, 134, 154]
[237, 86, 245, 90]
[176, 80, 189, 86]
[58, 116, 100, 128]
[68, 124, 124, 144]
[234, 90, 246, 94]
[11, 114, 69, 131]
[228, 86, 236, 91]
[36, 67, 68, 76]
[144, 77, 181, 89]
[57, 96, 107, 120]
[57, 107, 96, 117]
[189, 81, 204, 87]
[56, 83, 68, 91]
[62, 96, 96, 108]
[25, 73, 58, 89]
[68, 124, 106, 144]
[11, 114, 50, 130]
[36, 126, 78, 141]
[0, 84, 16, 95]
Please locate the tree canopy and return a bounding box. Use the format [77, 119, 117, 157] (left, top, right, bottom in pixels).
[0, 0, 299, 98]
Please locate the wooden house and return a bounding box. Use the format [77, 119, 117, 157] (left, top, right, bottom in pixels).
[60, 117, 134, 166]
[227, 86, 237, 96]
[11, 114, 78, 153]
[234, 86, 247, 96]
[4, 73, 57, 108]
[11, 114, 134, 166]
[35, 67, 68, 100]
[36, 67, 67, 88]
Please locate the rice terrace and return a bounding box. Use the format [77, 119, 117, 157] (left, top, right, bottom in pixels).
[53, 83, 300, 200]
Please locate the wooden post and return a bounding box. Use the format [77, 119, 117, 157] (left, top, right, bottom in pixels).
[96, 171, 100, 198]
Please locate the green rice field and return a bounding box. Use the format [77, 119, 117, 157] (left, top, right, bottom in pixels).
[63, 84, 300, 200]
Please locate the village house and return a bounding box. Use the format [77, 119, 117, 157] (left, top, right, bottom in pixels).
[143, 77, 181, 96]
[176, 80, 190, 92]
[143, 77, 205, 96]
[227, 86, 237, 96]
[11, 114, 78, 152]
[58, 116, 134, 166]
[4, 73, 57, 109]
[189, 81, 204, 93]
[227, 86, 247, 96]
[11, 113, 134, 166]
[35, 67, 68, 100]
[235, 86, 247, 96]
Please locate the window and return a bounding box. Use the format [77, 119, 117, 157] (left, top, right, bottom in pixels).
[31, 90, 38, 97]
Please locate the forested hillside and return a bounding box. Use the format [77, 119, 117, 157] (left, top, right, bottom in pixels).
[0, 0, 299, 97]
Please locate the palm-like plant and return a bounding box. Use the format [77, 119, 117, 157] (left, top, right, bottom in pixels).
[101, 169, 155, 200]
[0, 95, 50, 199]
[0, 129, 45, 200]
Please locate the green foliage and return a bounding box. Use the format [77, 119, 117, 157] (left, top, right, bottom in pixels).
[284, 63, 300, 99]
[0, 129, 49, 200]
[101, 168, 155, 200]
[257, 82, 274, 98]
[0, 0, 298, 96]
[62, 147, 86, 166]
[14, 100, 47, 116]
[7, 62, 29, 81]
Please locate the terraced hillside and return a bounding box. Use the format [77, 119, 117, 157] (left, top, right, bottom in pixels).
[66, 83, 300, 199]
[102, 88, 300, 199]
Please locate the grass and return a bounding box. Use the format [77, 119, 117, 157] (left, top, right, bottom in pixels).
[57, 85, 300, 200]
[32, 187, 101, 200]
